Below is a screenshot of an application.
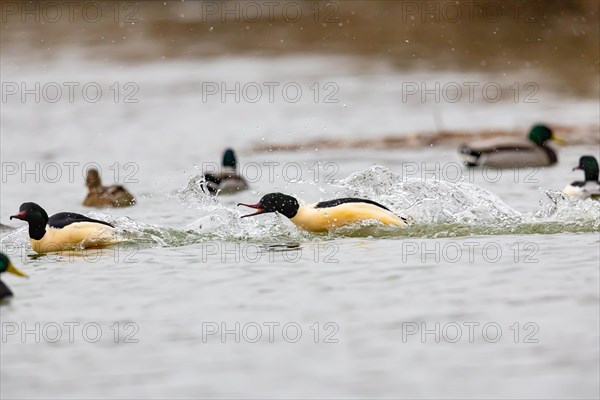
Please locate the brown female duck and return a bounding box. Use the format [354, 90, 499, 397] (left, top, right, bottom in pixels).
[83, 168, 136, 208]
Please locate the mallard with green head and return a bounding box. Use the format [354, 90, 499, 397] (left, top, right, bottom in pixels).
[563, 155, 600, 200]
[459, 124, 566, 168]
[0, 253, 27, 300]
[203, 148, 248, 195]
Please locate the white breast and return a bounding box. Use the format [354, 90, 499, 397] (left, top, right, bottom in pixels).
[563, 182, 600, 200]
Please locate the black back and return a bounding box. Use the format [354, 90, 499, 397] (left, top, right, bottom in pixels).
[48, 213, 114, 229]
[315, 198, 393, 212]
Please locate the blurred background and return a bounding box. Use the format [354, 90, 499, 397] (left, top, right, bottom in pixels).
[3, 1, 599, 87]
[1, 0, 599, 154]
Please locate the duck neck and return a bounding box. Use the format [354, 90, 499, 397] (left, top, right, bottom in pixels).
[289, 205, 310, 224]
[87, 181, 103, 192]
[28, 219, 47, 240]
[585, 170, 599, 182]
[88, 186, 103, 194]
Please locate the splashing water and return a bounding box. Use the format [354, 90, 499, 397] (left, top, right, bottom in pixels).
[330, 166, 599, 237]
[2, 166, 598, 256]
[333, 165, 521, 225]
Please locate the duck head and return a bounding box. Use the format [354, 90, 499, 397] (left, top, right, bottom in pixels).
[222, 148, 237, 169]
[238, 193, 299, 219]
[86, 168, 102, 190]
[573, 155, 599, 182]
[10, 203, 49, 240]
[528, 124, 566, 146]
[0, 253, 27, 278]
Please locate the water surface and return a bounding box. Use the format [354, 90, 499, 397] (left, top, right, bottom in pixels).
[1, 13, 599, 399]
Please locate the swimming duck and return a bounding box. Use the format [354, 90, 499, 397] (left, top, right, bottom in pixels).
[203, 148, 248, 195]
[83, 168, 136, 208]
[10, 202, 116, 254]
[563, 156, 600, 200]
[459, 125, 566, 168]
[0, 253, 27, 300]
[238, 193, 412, 232]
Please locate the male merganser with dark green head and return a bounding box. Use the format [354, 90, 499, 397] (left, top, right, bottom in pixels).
[10, 202, 116, 253]
[459, 124, 566, 168]
[563, 155, 600, 199]
[0, 253, 27, 300]
[238, 193, 412, 232]
[203, 148, 248, 195]
[83, 168, 136, 208]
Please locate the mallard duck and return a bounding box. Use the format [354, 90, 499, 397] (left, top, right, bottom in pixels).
[459, 124, 566, 168]
[563, 155, 600, 199]
[203, 149, 248, 195]
[83, 168, 136, 208]
[238, 193, 412, 232]
[0, 253, 27, 300]
[10, 202, 116, 253]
